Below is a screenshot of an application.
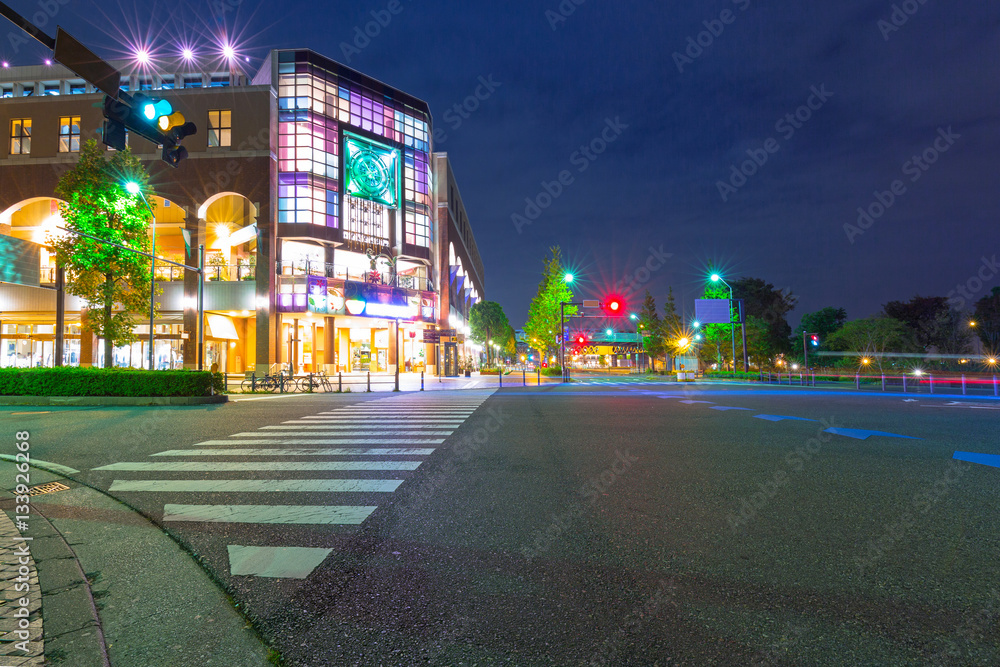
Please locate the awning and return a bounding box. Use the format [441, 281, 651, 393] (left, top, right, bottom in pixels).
[206, 314, 239, 340]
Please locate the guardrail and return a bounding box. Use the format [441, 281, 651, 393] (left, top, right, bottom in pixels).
[757, 370, 1000, 397]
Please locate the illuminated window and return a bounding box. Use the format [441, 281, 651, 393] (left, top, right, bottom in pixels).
[43, 83, 59, 96]
[9, 118, 30, 155]
[138, 77, 153, 91]
[207, 110, 231, 148]
[159, 76, 174, 90]
[21, 84, 33, 97]
[58, 116, 81, 152]
[1, 85, 12, 98]
[69, 82, 85, 94]
[183, 75, 202, 89]
[210, 75, 230, 88]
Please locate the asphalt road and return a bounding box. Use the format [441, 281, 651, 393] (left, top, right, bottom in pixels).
[5, 380, 1000, 665]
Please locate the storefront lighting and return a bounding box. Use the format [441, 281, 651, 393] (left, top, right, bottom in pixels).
[345, 299, 366, 315]
[241, 310, 249, 316]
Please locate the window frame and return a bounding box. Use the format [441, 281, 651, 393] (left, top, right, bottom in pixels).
[9, 118, 31, 155]
[58, 115, 81, 153]
[207, 109, 232, 148]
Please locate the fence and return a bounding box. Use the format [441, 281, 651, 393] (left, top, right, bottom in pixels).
[758, 371, 1000, 397]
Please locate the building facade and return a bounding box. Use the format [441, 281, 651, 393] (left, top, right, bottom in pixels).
[0, 49, 485, 374]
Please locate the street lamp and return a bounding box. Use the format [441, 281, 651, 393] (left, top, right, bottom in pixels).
[564, 273, 574, 283]
[711, 272, 745, 372]
[127, 181, 158, 371]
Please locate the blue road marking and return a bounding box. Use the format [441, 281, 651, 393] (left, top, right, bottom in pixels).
[710, 407, 752, 411]
[824, 427, 920, 440]
[753, 415, 818, 422]
[680, 400, 714, 404]
[952, 451, 1000, 468]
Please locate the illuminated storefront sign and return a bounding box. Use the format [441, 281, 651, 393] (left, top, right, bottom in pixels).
[343, 132, 400, 208]
[303, 278, 434, 321]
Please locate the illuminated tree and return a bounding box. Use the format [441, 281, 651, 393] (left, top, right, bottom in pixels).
[469, 301, 511, 367]
[524, 246, 575, 362]
[638, 290, 664, 369]
[50, 140, 155, 368]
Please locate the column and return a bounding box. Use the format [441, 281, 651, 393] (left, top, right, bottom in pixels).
[388, 320, 398, 374]
[182, 213, 204, 369]
[325, 317, 336, 371]
[255, 208, 277, 369]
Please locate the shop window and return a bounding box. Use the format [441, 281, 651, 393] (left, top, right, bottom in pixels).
[10, 118, 30, 155]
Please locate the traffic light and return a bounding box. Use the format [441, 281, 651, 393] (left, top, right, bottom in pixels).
[102, 91, 197, 167]
[602, 295, 625, 317]
[576, 334, 586, 345]
[810, 334, 819, 346]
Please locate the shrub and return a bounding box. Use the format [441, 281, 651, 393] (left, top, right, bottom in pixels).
[0, 367, 225, 397]
[541, 366, 563, 376]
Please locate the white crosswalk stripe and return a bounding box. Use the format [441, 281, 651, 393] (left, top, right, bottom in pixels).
[90, 390, 495, 579]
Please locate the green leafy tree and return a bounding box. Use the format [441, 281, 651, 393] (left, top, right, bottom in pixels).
[469, 301, 511, 367]
[732, 277, 796, 355]
[825, 317, 915, 372]
[883, 296, 971, 355]
[51, 140, 155, 368]
[638, 290, 664, 369]
[793, 307, 847, 360]
[661, 287, 684, 369]
[699, 282, 735, 370]
[524, 246, 575, 360]
[973, 287, 1000, 352]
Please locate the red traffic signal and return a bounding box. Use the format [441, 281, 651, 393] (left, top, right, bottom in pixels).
[810, 334, 819, 346]
[576, 334, 586, 345]
[602, 295, 625, 317]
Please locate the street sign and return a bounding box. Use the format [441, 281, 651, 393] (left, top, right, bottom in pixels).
[54, 28, 121, 99]
[582, 300, 599, 308]
[422, 332, 440, 343]
[438, 328, 457, 336]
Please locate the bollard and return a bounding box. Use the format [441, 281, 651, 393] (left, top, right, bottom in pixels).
[421, 371, 424, 391]
[251, 372, 256, 392]
[367, 371, 371, 393]
[338, 372, 342, 392]
[499, 371, 503, 388]
[523, 369, 526, 386]
[881, 374, 885, 392]
[903, 375, 907, 393]
[929, 374, 934, 394]
[537, 367, 541, 385]
[994, 374, 998, 397]
[800, 373, 803, 386]
[811, 372, 816, 387]
[962, 374, 967, 395]
[855, 373, 860, 390]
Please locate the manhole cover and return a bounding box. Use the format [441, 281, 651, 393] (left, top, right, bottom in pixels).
[27, 481, 70, 496]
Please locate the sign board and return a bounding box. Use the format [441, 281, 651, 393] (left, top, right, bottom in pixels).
[582, 300, 599, 308]
[421, 332, 440, 343]
[54, 28, 122, 99]
[438, 328, 457, 336]
[695, 299, 733, 325]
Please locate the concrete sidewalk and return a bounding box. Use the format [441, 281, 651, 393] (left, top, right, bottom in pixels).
[0, 461, 275, 666]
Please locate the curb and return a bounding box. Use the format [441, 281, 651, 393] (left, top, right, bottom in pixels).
[0, 395, 229, 407]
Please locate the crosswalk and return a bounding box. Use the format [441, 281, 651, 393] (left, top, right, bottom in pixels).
[569, 378, 677, 386]
[88, 391, 494, 579]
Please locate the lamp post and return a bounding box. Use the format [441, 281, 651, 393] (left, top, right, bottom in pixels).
[126, 181, 157, 370]
[711, 273, 748, 372]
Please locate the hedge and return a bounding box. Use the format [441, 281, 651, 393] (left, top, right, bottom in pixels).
[0, 367, 226, 397]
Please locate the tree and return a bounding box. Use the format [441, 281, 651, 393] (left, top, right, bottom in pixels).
[50, 140, 155, 368]
[883, 296, 971, 354]
[699, 282, 734, 370]
[524, 246, 575, 362]
[732, 277, 796, 355]
[469, 301, 510, 367]
[661, 287, 683, 370]
[973, 287, 1000, 352]
[638, 290, 664, 370]
[825, 317, 915, 372]
[793, 307, 847, 361]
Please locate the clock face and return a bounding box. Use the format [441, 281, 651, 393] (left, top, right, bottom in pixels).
[343, 133, 399, 207]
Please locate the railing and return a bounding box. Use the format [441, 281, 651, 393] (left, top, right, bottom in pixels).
[39, 263, 254, 283]
[276, 260, 430, 291]
[206, 264, 256, 282]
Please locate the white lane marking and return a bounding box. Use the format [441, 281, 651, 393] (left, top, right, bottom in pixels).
[164, 504, 376, 524]
[152, 448, 436, 457]
[111, 479, 403, 492]
[232, 394, 320, 402]
[230, 431, 452, 437]
[228, 545, 333, 579]
[261, 424, 458, 430]
[95, 461, 423, 471]
[922, 404, 1000, 410]
[0, 455, 80, 475]
[194, 438, 445, 446]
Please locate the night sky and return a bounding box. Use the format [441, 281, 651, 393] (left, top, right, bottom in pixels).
[4, 0, 998, 326]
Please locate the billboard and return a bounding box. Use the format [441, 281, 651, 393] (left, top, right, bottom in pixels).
[0, 235, 41, 287]
[343, 132, 400, 208]
[695, 299, 734, 324]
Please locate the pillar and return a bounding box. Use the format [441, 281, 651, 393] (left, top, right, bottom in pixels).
[325, 317, 336, 370]
[79, 307, 96, 367]
[256, 207, 277, 369]
[388, 320, 398, 373]
[182, 213, 204, 369]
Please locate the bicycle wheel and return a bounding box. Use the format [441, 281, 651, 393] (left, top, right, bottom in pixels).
[295, 377, 313, 393]
[259, 376, 278, 392]
[240, 379, 254, 393]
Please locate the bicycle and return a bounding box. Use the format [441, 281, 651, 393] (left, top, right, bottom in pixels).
[241, 372, 284, 393]
[296, 371, 334, 393]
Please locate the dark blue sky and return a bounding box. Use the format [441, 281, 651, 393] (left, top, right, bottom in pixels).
[4, 0, 999, 326]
